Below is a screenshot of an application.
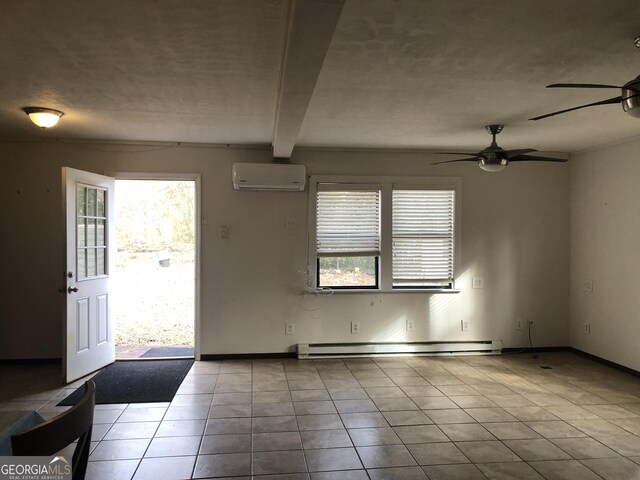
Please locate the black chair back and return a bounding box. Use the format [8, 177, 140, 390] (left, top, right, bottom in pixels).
[12, 380, 96, 480]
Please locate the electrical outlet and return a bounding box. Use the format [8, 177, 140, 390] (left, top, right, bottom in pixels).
[406, 319, 415, 332]
[351, 322, 360, 334]
[461, 319, 469, 331]
[285, 323, 294, 335]
[583, 323, 591, 334]
[285, 216, 298, 229]
[472, 277, 484, 289]
[584, 280, 593, 292]
[516, 318, 524, 330]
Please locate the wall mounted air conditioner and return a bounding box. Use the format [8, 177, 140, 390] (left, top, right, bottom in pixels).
[232, 163, 306, 191]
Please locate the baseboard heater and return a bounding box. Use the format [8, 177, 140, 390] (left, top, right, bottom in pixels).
[297, 340, 502, 359]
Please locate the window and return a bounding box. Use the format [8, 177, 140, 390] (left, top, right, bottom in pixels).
[392, 190, 455, 288]
[309, 176, 459, 291]
[316, 186, 380, 288]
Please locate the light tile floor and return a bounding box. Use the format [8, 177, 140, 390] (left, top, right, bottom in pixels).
[3, 352, 640, 479]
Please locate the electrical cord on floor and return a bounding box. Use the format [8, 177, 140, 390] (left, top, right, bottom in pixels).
[504, 319, 535, 355]
[529, 320, 538, 359]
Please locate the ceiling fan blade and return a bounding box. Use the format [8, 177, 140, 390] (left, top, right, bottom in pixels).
[546, 83, 623, 89]
[503, 148, 537, 159]
[435, 152, 487, 160]
[435, 152, 480, 156]
[431, 157, 479, 165]
[508, 154, 567, 163]
[529, 96, 622, 121]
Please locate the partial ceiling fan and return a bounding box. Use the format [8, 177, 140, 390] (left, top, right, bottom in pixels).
[431, 125, 567, 172]
[530, 36, 640, 121]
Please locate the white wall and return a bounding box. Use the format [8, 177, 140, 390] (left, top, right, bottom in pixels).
[0, 141, 570, 359]
[570, 137, 640, 370]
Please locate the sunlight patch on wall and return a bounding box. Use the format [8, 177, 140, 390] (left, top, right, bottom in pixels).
[372, 314, 408, 343]
[426, 268, 471, 338]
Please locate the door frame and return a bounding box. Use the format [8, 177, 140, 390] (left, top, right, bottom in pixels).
[109, 172, 202, 361]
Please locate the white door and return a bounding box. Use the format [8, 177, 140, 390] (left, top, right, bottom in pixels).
[63, 167, 115, 383]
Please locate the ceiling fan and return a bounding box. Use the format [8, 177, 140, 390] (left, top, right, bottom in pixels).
[529, 36, 640, 121]
[432, 125, 567, 172]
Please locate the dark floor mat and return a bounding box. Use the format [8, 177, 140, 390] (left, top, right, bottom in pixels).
[141, 346, 194, 358]
[57, 359, 194, 405]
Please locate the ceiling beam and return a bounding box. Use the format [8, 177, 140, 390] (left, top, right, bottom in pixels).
[272, 0, 345, 159]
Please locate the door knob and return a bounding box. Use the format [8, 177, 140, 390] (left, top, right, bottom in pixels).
[68, 286, 78, 294]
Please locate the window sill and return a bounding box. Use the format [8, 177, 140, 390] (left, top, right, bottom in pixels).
[307, 288, 461, 294]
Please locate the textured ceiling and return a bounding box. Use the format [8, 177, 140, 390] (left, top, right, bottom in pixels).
[0, 0, 287, 144]
[1, 0, 640, 152]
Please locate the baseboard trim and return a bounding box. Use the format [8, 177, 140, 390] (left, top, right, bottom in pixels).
[200, 352, 297, 361]
[502, 346, 570, 354]
[569, 347, 640, 378]
[298, 340, 501, 358]
[0, 358, 62, 365]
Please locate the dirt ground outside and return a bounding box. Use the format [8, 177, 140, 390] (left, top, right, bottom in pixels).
[112, 251, 194, 356]
[320, 271, 376, 286]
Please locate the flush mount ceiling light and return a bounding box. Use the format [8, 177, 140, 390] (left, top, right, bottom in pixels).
[22, 107, 64, 128]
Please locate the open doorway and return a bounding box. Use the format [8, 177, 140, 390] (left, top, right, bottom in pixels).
[113, 179, 195, 359]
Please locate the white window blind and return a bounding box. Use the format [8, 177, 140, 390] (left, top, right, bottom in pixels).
[392, 189, 455, 287]
[316, 188, 381, 257]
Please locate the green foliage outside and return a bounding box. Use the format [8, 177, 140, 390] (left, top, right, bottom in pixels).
[319, 256, 376, 274]
[116, 180, 195, 252]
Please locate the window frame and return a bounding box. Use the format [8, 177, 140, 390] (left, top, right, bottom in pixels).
[307, 175, 462, 293]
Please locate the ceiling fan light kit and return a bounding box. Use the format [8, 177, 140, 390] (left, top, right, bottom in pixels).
[479, 159, 508, 172]
[478, 125, 508, 172]
[622, 78, 640, 118]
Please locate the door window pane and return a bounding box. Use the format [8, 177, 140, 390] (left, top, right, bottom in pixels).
[77, 249, 87, 279]
[77, 217, 86, 247]
[87, 248, 96, 277]
[87, 188, 97, 216]
[97, 219, 105, 246]
[97, 189, 105, 217]
[87, 219, 96, 246]
[77, 187, 86, 216]
[97, 248, 105, 276]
